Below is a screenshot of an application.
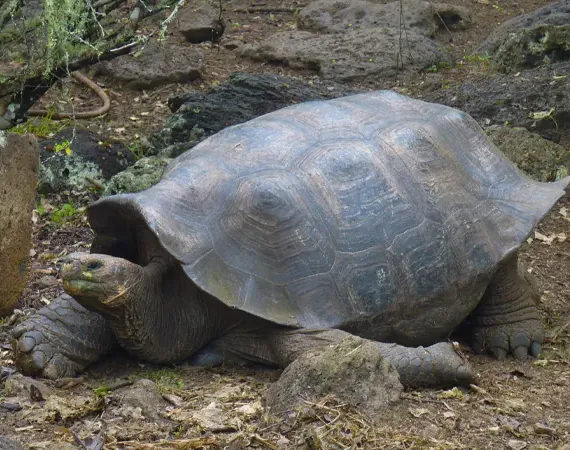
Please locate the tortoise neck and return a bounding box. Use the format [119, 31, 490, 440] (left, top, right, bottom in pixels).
[109, 256, 231, 364]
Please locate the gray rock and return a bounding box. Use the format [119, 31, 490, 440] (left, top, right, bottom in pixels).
[421, 61, 570, 146]
[190, 402, 235, 431]
[104, 156, 172, 195]
[486, 126, 570, 182]
[38, 128, 135, 194]
[265, 336, 403, 417]
[422, 423, 442, 439]
[36, 275, 59, 289]
[4, 373, 53, 400]
[299, 0, 472, 36]
[489, 24, 570, 73]
[0, 437, 25, 450]
[0, 132, 39, 317]
[480, 0, 570, 55]
[116, 379, 167, 421]
[175, 1, 224, 43]
[151, 72, 358, 151]
[239, 27, 453, 82]
[94, 40, 204, 89]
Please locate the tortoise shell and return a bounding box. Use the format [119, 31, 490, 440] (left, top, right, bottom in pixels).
[88, 91, 568, 345]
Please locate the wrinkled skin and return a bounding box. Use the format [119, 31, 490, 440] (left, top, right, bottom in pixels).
[13, 251, 543, 389]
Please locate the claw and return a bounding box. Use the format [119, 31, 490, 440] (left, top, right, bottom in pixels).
[455, 364, 475, 386]
[31, 350, 47, 369]
[512, 346, 528, 361]
[530, 342, 541, 358]
[18, 331, 43, 353]
[490, 347, 507, 360]
[11, 324, 28, 339]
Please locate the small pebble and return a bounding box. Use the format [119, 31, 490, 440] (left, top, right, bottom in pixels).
[36, 275, 58, 289]
[533, 422, 556, 435]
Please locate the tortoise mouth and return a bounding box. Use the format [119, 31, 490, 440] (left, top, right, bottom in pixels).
[62, 278, 103, 294]
[60, 255, 113, 298]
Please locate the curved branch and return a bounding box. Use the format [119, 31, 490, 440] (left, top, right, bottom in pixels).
[28, 71, 111, 119]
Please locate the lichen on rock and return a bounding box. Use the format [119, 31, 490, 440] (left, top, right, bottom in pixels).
[490, 24, 570, 72]
[104, 156, 172, 195]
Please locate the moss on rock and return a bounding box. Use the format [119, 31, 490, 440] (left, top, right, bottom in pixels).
[490, 24, 570, 73]
[104, 156, 171, 196]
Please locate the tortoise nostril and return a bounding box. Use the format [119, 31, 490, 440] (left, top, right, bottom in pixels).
[86, 261, 103, 271]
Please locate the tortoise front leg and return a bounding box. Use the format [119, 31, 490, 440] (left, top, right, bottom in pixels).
[469, 253, 543, 360]
[206, 326, 474, 388]
[12, 294, 117, 379]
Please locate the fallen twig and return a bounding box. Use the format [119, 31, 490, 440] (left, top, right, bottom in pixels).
[551, 319, 570, 342]
[469, 383, 496, 404]
[28, 72, 111, 119]
[252, 434, 277, 449]
[85, 177, 104, 191]
[233, 6, 306, 13]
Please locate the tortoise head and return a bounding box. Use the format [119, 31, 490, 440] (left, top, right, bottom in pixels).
[61, 253, 144, 309]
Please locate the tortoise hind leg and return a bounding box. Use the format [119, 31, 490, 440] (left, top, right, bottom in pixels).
[469, 253, 543, 360]
[206, 326, 474, 388]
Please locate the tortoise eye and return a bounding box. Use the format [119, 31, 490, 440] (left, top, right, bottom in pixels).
[87, 261, 103, 271]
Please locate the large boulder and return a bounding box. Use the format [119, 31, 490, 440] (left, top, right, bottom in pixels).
[150, 72, 359, 153]
[239, 0, 471, 82]
[104, 156, 172, 195]
[488, 24, 570, 73]
[0, 132, 39, 317]
[239, 27, 452, 82]
[0, 437, 25, 450]
[299, 0, 472, 36]
[38, 128, 135, 194]
[479, 0, 570, 72]
[480, 0, 570, 56]
[421, 61, 570, 146]
[265, 336, 403, 417]
[93, 40, 204, 89]
[175, 1, 225, 43]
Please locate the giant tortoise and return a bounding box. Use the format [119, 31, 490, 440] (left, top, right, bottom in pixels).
[13, 91, 570, 388]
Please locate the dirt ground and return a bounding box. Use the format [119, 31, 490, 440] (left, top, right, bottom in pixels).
[1, 0, 570, 448]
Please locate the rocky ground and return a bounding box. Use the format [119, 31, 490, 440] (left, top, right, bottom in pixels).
[1, 0, 570, 448]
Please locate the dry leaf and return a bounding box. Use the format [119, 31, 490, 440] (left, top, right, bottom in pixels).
[529, 108, 555, 120]
[534, 231, 555, 244]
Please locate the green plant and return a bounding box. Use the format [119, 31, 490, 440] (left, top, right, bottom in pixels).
[9, 113, 71, 138]
[93, 385, 112, 397]
[462, 53, 492, 71]
[128, 142, 145, 160]
[53, 139, 72, 155]
[141, 367, 185, 394]
[51, 202, 79, 224]
[424, 61, 453, 73]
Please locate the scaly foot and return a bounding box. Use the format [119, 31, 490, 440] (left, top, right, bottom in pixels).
[472, 318, 543, 360]
[12, 294, 116, 379]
